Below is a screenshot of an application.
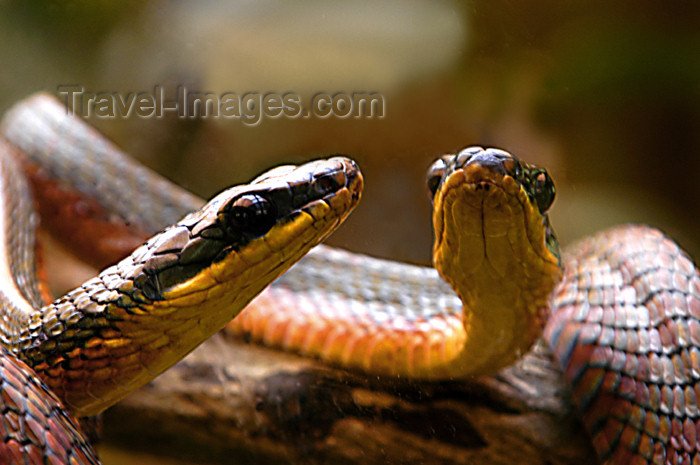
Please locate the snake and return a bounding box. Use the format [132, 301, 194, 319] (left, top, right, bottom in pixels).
[228, 146, 700, 465]
[0, 93, 362, 464]
[2, 93, 699, 465]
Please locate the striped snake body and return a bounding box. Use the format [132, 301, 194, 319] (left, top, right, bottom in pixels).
[1, 93, 699, 464]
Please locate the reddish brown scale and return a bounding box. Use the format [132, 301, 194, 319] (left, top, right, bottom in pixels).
[546, 225, 700, 464]
[0, 346, 99, 464]
[21, 157, 149, 269]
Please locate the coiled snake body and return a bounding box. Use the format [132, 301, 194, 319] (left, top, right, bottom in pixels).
[1, 93, 699, 465]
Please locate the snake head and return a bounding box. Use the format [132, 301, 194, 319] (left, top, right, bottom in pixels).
[131, 156, 363, 304]
[427, 146, 561, 266]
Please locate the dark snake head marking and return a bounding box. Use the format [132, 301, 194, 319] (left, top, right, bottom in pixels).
[135, 157, 362, 301]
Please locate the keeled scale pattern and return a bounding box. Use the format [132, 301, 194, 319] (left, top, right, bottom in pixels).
[0, 346, 99, 465]
[546, 225, 700, 465]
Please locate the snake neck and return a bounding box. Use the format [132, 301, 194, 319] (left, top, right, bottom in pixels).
[436, 256, 557, 376]
[430, 170, 563, 377]
[17, 246, 286, 417]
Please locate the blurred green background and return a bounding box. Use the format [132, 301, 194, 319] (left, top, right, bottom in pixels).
[0, 0, 698, 463]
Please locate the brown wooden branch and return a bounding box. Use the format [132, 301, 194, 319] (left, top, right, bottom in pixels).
[102, 334, 599, 464]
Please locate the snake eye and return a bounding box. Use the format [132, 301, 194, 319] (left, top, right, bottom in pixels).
[502, 157, 522, 179]
[426, 157, 448, 199]
[227, 194, 277, 237]
[533, 171, 555, 213]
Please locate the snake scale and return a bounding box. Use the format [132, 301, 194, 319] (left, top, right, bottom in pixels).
[1, 92, 699, 465]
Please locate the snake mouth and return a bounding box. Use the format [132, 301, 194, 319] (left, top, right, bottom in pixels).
[430, 146, 560, 272]
[434, 166, 534, 279]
